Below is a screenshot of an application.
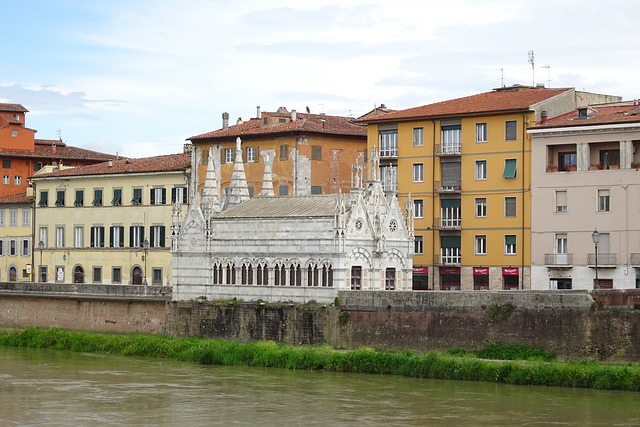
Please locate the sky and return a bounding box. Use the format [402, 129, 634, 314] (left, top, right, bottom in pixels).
[1, 0, 639, 158]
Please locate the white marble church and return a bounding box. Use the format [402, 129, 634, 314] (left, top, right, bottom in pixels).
[170, 138, 414, 303]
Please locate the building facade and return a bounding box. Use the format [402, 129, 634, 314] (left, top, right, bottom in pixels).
[0, 193, 34, 281]
[0, 103, 115, 198]
[359, 86, 621, 291]
[30, 154, 190, 285]
[529, 102, 640, 290]
[187, 107, 367, 204]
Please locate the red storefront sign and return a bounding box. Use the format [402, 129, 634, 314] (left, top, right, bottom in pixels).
[440, 267, 460, 275]
[413, 267, 429, 275]
[502, 267, 519, 276]
[473, 267, 489, 275]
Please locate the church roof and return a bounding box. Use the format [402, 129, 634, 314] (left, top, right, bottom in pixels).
[214, 194, 338, 219]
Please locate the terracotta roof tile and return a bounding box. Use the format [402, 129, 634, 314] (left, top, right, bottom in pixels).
[189, 112, 366, 141]
[0, 142, 115, 161]
[0, 114, 21, 125]
[0, 192, 33, 204]
[32, 153, 191, 179]
[534, 103, 640, 128]
[359, 87, 572, 122]
[0, 103, 28, 113]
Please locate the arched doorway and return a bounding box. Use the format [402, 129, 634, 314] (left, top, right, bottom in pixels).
[73, 266, 84, 284]
[8, 266, 17, 282]
[132, 266, 143, 285]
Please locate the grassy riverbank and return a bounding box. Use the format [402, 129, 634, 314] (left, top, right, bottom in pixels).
[1, 327, 639, 391]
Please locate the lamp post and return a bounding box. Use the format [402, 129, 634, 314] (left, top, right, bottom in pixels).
[591, 229, 599, 290]
[143, 239, 149, 286]
[38, 240, 45, 282]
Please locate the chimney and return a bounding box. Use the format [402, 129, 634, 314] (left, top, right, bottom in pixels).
[52, 143, 56, 156]
[236, 117, 243, 125]
[291, 109, 297, 122]
[222, 112, 229, 130]
[109, 160, 113, 168]
[257, 106, 261, 118]
[541, 111, 548, 124]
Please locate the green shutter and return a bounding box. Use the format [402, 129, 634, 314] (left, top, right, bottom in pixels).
[150, 189, 155, 205]
[110, 226, 114, 247]
[503, 159, 517, 178]
[91, 227, 95, 247]
[505, 235, 516, 245]
[100, 227, 105, 247]
[441, 125, 461, 131]
[149, 227, 155, 247]
[119, 227, 124, 247]
[129, 226, 134, 247]
[161, 188, 166, 204]
[160, 226, 165, 247]
[440, 198, 461, 208]
[441, 236, 461, 248]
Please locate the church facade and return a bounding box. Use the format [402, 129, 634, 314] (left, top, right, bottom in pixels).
[171, 139, 414, 303]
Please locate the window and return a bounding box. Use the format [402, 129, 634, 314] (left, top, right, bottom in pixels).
[322, 264, 334, 287]
[600, 149, 620, 168]
[74, 226, 83, 248]
[598, 189, 610, 212]
[112, 188, 122, 206]
[505, 197, 517, 217]
[475, 160, 487, 180]
[290, 264, 302, 287]
[9, 209, 17, 226]
[306, 264, 319, 287]
[475, 235, 487, 255]
[0, 209, 3, 226]
[150, 226, 165, 248]
[112, 267, 122, 284]
[555, 190, 567, 213]
[171, 187, 188, 204]
[441, 125, 461, 153]
[503, 159, 517, 179]
[225, 148, 233, 163]
[412, 163, 424, 182]
[56, 226, 64, 248]
[2, 176, 8, 185]
[39, 227, 48, 248]
[311, 145, 322, 160]
[2, 160, 10, 168]
[414, 235, 423, 254]
[279, 144, 289, 160]
[0, 239, 3, 256]
[246, 146, 257, 162]
[379, 130, 398, 157]
[55, 190, 65, 207]
[385, 268, 396, 290]
[556, 234, 568, 254]
[74, 190, 84, 206]
[152, 268, 163, 285]
[11, 130, 17, 137]
[150, 188, 166, 205]
[21, 209, 29, 226]
[475, 198, 487, 218]
[559, 152, 577, 171]
[413, 127, 424, 146]
[9, 239, 17, 256]
[93, 267, 102, 284]
[130, 226, 144, 248]
[279, 185, 288, 196]
[110, 226, 124, 248]
[476, 123, 487, 143]
[505, 235, 516, 255]
[132, 188, 142, 205]
[90, 226, 105, 248]
[505, 120, 517, 141]
[474, 272, 489, 290]
[279, 118, 286, 124]
[14, 176, 21, 185]
[201, 148, 209, 165]
[34, 162, 43, 171]
[21, 239, 30, 256]
[39, 191, 48, 207]
[311, 186, 322, 195]
[414, 199, 423, 218]
[92, 189, 103, 206]
[350, 266, 362, 290]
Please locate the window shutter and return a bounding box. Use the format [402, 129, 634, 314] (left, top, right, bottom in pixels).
[505, 235, 516, 245]
[441, 236, 461, 248]
[161, 188, 166, 204]
[110, 227, 114, 247]
[182, 189, 188, 203]
[160, 226, 165, 247]
[221, 148, 225, 164]
[119, 227, 124, 247]
[242, 148, 247, 163]
[129, 226, 134, 247]
[91, 228, 94, 247]
[150, 189, 155, 205]
[141, 227, 145, 244]
[441, 162, 461, 187]
[150, 227, 155, 248]
[171, 188, 176, 203]
[254, 146, 259, 162]
[100, 227, 105, 247]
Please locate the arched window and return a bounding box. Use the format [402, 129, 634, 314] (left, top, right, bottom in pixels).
[307, 264, 319, 286]
[74, 265, 86, 284]
[8, 266, 17, 282]
[290, 264, 301, 286]
[322, 264, 333, 287]
[275, 263, 286, 286]
[242, 263, 253, 285]
[226, 263, 236, 285]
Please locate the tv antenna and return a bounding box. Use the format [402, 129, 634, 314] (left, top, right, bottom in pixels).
[495, 68, 504, 87]
[528, 50, 535, 86]
[541, 65, 551, 88]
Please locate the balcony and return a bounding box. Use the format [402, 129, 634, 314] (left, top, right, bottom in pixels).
[434, 216, 461, 230]
[435, 143, 462, 157]
[631, 253, 640, 266]
[435, 249, 461, 266]
[587, 253, 617, 267]
[434, 181, 461, 193]
[544, 253, 573, 267]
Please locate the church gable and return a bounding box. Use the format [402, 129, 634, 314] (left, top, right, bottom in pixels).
[177, 203, 207, 251]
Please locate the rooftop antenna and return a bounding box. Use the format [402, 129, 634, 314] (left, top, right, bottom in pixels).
[57, 129, 62, 142]
[541, 65, 551, 88]
[528, 50, 535, 86]
[495, 68, 504, 87]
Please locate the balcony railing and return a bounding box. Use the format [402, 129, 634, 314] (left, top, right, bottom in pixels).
[434, 217, 461, 230]
[544, 253, 573, 266]
[631, 253, 640, 266]
[434, 181, 461, 193]
[435, 143, 461, 156]
[587, 253, 617, 266]
[435, 249, 461, 266]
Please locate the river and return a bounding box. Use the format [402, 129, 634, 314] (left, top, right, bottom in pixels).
[0, 346, 639, 426]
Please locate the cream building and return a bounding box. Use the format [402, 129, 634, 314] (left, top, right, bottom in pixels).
[529, 102, 640, 289]
[0, 193, 33, 281]
[30, 154, 190, 285]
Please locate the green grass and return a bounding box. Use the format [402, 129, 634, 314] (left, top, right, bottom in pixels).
[1, 328, 639, 391]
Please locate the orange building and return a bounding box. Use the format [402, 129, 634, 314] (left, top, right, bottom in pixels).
[0, 103, 115, 198]
[188, 107, 367, 197]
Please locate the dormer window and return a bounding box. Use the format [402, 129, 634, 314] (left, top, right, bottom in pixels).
[577, 108, 588, 119]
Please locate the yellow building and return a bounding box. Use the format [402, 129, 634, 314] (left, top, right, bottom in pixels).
[0, 193, 34, 281]
[30, 154, 190, 285]
[360, 86, 617, 290]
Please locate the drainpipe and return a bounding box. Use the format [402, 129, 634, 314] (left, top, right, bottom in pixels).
[31, 180, 36, 282]
[520, 112, 527, 290]
[431, 119, 437, 290]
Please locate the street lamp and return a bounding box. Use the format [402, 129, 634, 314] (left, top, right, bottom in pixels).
[591, 229, 599, 290]
[143, 239, 149, 286]
[38, 240, 45, 282]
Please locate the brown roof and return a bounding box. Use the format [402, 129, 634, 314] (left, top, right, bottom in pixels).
[0, 140, 115, 161]
[0, 114, 22, 125]
[359, 87, 572, 123]
[32, 153, 191, 179]
[189, 112, 367, 141]
[0, 103, 28, 113]
[0, 192, 33, 204]
[533, 102, 640, 128]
